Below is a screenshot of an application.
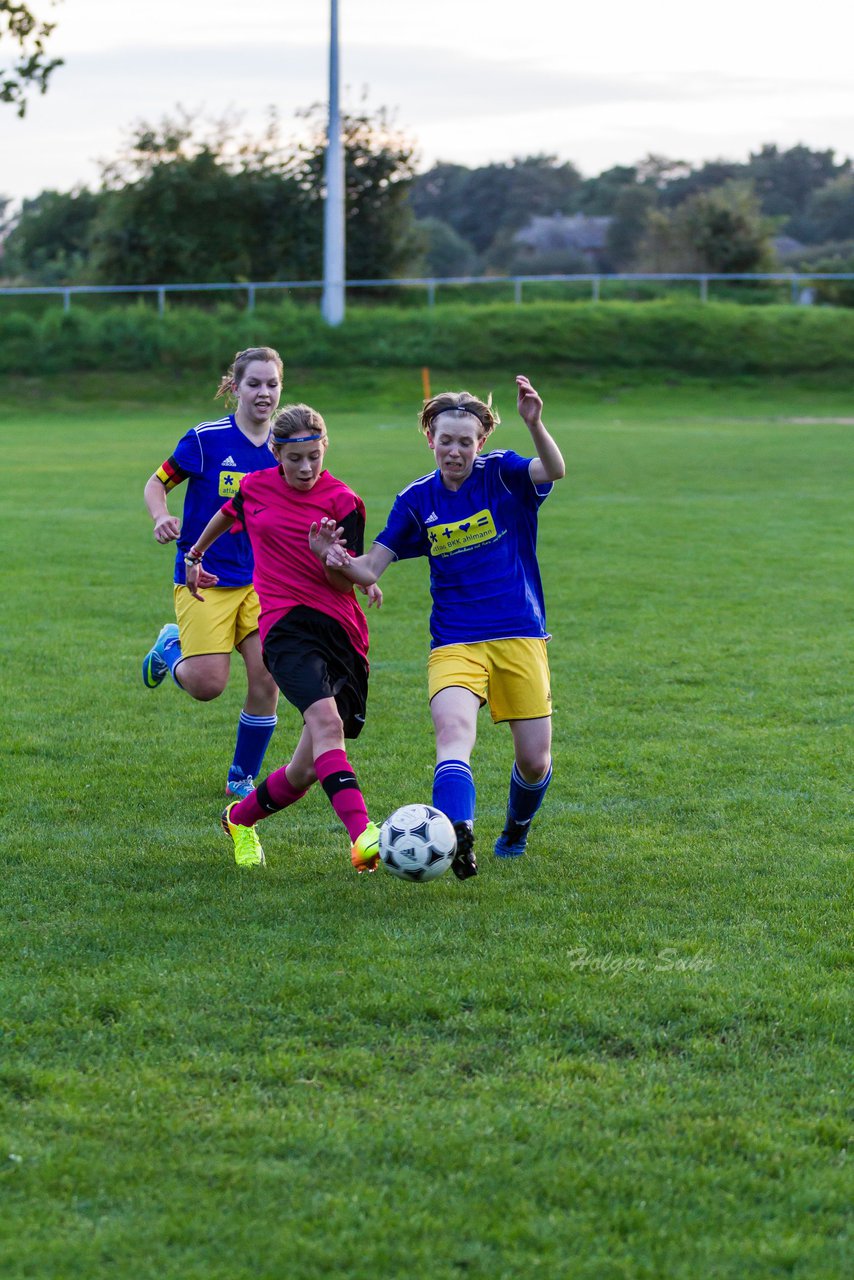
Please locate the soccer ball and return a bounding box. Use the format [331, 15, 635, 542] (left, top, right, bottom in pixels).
[379, 803, 457, 882]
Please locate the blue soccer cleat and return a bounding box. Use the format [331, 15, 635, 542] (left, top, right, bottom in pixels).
[493, 816, 531, 859]
[142, 623, 179, 688]
[226, 772, 256, 801]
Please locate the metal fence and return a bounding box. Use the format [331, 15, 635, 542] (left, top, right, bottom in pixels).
[1, 272, 852, 313]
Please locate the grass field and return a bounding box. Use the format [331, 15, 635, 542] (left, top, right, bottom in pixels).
[2, 367, 851, 1279]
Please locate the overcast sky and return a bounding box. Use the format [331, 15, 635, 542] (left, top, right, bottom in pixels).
[3, 0, 852, 205]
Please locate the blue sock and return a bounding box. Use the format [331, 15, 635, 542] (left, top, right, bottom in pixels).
[507, 760, 552, 826]
[162, 632, 184, 684]
[433, 759, 475, 825]
[230, 711, 278, 783]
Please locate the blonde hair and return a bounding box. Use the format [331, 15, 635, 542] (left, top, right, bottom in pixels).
[420, 390, 499, 440]
[215, 346, 283, 403]
[270, 403, 327, 445]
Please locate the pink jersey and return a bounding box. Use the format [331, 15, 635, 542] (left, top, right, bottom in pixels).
[222, 467, 370, 659]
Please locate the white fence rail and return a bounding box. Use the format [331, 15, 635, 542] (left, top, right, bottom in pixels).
[0, 272, 852, 313]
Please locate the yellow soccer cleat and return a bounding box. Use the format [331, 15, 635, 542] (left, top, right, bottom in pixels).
[221, 802, 266, 868]
[351, 821, 381, 873]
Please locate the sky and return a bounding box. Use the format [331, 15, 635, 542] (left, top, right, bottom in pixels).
[2, 0, 853, 207]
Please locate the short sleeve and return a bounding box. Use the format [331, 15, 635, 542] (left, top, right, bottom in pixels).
[170, 429, 204, 479]
[338, 506, 366, 556]
[374, 493, 428, 561]
[496, 449, 552, 506]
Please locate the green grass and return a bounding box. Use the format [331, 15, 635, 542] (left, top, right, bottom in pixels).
[2, 368, 851, 1279]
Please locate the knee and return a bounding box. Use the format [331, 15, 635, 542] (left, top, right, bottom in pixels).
[189, 678, 225, 702]
[515, 752, 551, 784]
[305, 702, 345, 749]
[433, 713, 472, 754]
[175, 656, 228, 702]
[177, 667, 226, 701]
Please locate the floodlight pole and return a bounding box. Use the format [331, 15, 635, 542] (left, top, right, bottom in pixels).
[321, 0, 345, 326]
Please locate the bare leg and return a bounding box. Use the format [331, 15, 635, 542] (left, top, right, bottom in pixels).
[172, 652, 231, 701]
[236, 631, 279, 715]
[508, 716, 552, 782]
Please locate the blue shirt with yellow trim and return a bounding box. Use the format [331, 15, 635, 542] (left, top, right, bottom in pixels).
[375, 450, 553, 648]
[162, 415, 278, 586]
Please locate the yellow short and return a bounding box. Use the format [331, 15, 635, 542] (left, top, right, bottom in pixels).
[173, 584, 261, 658]
[427, 637, 552, 724]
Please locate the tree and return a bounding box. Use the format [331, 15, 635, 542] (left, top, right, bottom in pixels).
[746, 143, 850, 231]
[82, 104, 418, 285]
[802, 174, 854, 246]
[657, 159, 745, 209]
[1, 1, 62, 116]
[637, 181, 774, 273]
[4, 104, 418, 286]
[408, 162, 480, 245]
[89, 155, 312, 285]
[577, 164, 639, 215]
[412, 217, 478, 278]
[296, 102, 419, 280]
[683, 182, 775, 273]
[634, 154, 693, 189]
[605, 185, 657, 270]
[88, 111, 313, 284]
[2, 186, 101, 282]
[409, 156, 583, 255]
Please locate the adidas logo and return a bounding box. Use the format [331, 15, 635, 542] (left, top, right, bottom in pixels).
[221, 455, 236, 466]
[425, 510, 439, 523]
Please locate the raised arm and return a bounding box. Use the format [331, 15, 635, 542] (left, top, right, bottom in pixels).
[516, 374, 566, 485]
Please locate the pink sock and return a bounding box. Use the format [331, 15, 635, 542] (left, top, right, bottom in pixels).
[228, 766, 308, 826]
[314, 748, 370, 842]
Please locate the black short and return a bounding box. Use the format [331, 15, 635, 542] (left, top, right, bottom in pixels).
[263, 606, 369, 739]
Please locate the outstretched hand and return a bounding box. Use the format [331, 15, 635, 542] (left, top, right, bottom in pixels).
[516, 374, 544, 431]
[325, 540, 351, 572]
[309, 516, 346, 562]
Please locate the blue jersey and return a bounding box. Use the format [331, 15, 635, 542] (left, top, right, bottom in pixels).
[156, 415, 278, 587]
[375, 450, 553, 648]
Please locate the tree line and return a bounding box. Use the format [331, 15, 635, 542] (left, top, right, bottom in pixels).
[1, 103, 852, 290]
[410, 147, 854, 280]
[0, 105, 418, 286]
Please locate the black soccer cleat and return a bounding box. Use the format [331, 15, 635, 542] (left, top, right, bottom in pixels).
[451, 821, 478, 880]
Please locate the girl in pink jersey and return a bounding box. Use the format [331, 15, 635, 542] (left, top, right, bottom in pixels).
[185, 404, 382, 873]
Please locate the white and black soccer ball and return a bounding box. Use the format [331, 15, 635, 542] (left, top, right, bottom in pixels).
[379, 803, 457, 882]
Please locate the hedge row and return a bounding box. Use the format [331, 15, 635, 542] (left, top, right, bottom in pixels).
[2, 299, 853, 374]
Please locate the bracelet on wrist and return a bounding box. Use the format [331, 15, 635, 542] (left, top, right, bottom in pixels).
[184, 549, 203, 567]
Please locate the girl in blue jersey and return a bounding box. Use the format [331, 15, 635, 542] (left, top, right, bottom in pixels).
[141, 347, 282, 800]
[311, 374, 565, 879]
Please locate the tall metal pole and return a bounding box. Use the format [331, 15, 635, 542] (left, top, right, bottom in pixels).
[321, 0, 345, 326]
